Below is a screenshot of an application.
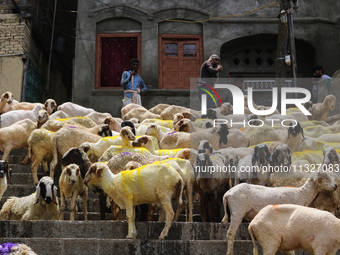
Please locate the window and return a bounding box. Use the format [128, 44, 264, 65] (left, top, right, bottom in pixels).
[165, 43, 178, 57]
[183, 44, 196, 57]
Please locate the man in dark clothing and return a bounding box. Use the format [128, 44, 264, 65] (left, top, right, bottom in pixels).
[198, 54, 223, 109]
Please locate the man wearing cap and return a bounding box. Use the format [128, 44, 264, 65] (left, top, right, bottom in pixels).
[198, 54, 223, 108]
[120, 58, 147, 106]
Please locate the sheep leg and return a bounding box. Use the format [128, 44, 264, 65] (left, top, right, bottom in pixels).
[174, 201, 182, 222]
[186, 185, 194, 222]
[59, 192, 65, 220]
[69, 192, 78, 221]
[226, 215, 243, 255]
[147, 205, 155, 221]
[159, 197, 174, 240]
[21, 147, 29, 164]
[42, 161, 49, 173]
[125, 202, 137, 239]
[2, 149, 11, 163]
[31, 160, 40, 186]
[82, 190, 88, 221]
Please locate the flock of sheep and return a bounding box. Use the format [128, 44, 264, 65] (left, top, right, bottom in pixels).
[0, 90, 340, 254]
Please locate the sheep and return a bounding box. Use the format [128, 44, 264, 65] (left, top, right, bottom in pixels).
[194, 152, 230, 222]
[79, 126, 136, 162]
[123, 108, 161, 122]
[187, 124, 250, 151]
[84, 162, 184, 239]
[49, 125, 106, 181]
[0, 243, 37, 255]
[41, 116, 97, 132]
[121, 103, 147, 118]
[222, 170, 337, 255]
[104, 116, 124, 132]
[322, 146, 340, 167]
[43, 99, 57, 115]
[235, 144, 272, 186]
[0, 103, 43, 128]
[0, 91, 15, 114]
[36, 109, 49, 128]
[27, 128, 55, 185]
[249, 204, 340, 255]
[48, 110, 69, 120]
[0, 160, 11, 201]
[57, 102, 95, 117]
[269, 143, 291, 168]
[160, 105, 189, 120]
[6, 101, 41, 112]
[86, 111, 112, 125]
[310, 94, 336, 121]
[148, 104, 170, 115]
[59, 163, 88, 221]
[131, 136, 185, 157]
[61, 147, 108, 220]
[0, 176, 59, 220]
[141, 118, 173, 129]
[0, 118, 36, 163]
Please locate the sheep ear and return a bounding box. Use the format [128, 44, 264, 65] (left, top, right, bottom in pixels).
[34, 185, 41, 205]
[52, 185, 58, 205]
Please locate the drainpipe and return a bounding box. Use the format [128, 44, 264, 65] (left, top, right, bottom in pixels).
[46, 0, 57, 93]
[21, 55, 29, 101]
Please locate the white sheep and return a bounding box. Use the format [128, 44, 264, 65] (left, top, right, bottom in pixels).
[86, 111, 112, 125]
[222, 171, 337, 255]
[160, 105, 189, 120]
[57, 102, 95, 117]
[121, 103, 147, 118]
[148, 103, 170, 115]
[0, 118, 36, 163]
[36, 109, 49, 128]
[48, 110, 69, 120]
[249, 204, 340, 255]
[41, 116, 97, 132]
[103, 116, 123, 132]
[0, 103, 43, 128]
[84, 162, 184, 239]
[0, 160, 11, 201]
[0, 176, 59, 220]
[123, 107, 161, 122]
[27, 128, 55, 185]
[310, 94, 336, 121]
[59, 163, 88, 221]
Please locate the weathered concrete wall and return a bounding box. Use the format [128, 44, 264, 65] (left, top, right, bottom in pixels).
[0, 6, 30, 100]
[74, 0, 340, 117]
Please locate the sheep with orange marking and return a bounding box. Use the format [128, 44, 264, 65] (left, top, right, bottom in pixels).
[84, 162, 184, 239]
[222, 171, 337, 255]
[249, 204, 340, 255]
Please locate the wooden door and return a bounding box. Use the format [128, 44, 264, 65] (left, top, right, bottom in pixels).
[159, 36, 202, 89]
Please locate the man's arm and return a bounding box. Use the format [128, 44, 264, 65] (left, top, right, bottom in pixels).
[120, 71, 131, 87]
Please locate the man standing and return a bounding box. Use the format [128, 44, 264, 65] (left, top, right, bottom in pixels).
[199, 54, 223, 109]
[120, 58, 147, 106]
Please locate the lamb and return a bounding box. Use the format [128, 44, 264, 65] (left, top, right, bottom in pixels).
[27, 128, 55, 185]
[59, 163, 88, 221]
[222, 170, 337, 255]
[0, 160, 11, 201]
[57, 102, 95, 117]
[36, 109, 49, 128]
[0, 118, 37, 163]
[0, 176, 59, 220]
[0, 103, 43, 128]
[249, 204, 340, 255]
[310, 94, 336, 121]
[86, 111, 112, 125]
[84, 162, 184, 239]
[104, 116, 124, 132]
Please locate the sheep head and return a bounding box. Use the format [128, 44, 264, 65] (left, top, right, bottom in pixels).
[84, 163, 106, 187]
[311, 171, 337, 192]
[271, 143, 291, 167]
[252, 144, 271, 166]
[288, 121, 304, 139]
[124, 161, 142, 170]
[121, 120, 136, 135]
[63, 164, 80, 186]
[35, 176, 58, 205]
[323, 147, 340, 166]
[145, 124, 157, 135]
[98, 124, 112, 137]
[198, 140, 213, 154]
[174, 148, 191, 160]
[120, 126, 136, 142]
[325, 95, 336, 111]
[37, 109, 49, 128]
[1, 91, 14, 104]
[44, 99, 57, 115]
